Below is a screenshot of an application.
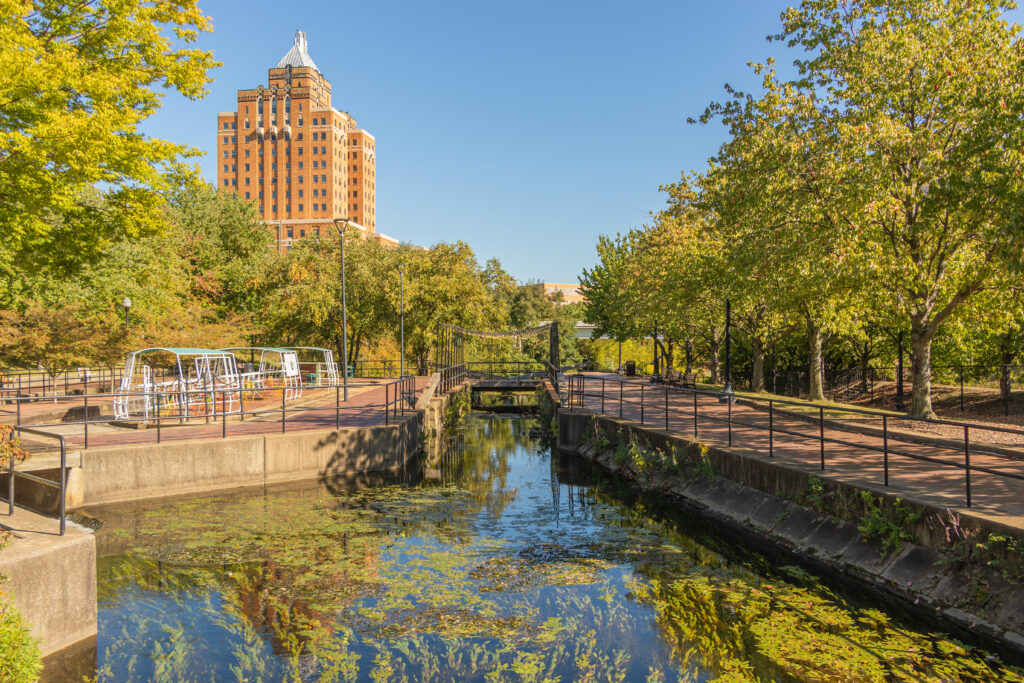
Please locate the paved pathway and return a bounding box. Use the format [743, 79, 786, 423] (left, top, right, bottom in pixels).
[568, 373, 1024, 524]
[13, 378, 425, 452]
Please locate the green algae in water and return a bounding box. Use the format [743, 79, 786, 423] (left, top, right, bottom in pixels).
[82, 415, 1024, 682]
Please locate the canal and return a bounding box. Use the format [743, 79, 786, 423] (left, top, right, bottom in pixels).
[70, 413, 1023, 681]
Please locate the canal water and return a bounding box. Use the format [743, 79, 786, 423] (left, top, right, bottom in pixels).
[79, 413, 1022, 682]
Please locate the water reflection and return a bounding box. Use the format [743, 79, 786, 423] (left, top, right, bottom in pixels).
[71, 413, 1024, 682]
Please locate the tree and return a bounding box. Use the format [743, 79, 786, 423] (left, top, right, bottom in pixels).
[779, 0, 1024, 416]
[0, 0, 219, 304]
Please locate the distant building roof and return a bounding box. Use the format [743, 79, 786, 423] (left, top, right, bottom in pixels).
[276, 30, 320, 71]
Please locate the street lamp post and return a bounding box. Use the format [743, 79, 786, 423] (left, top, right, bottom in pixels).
[122, 297, 132, 330]
[333, 218, 350, 401]
[720, 298, 735, 402]
[398, 264, 405, 378]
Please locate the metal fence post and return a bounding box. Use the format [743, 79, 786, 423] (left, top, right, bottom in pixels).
[601, 378, 605, 414]
[386, 383, 390, 427]
[959, 365, 965, 413]
[336, 385, 340, 429]
[819, 406, 825, 470]
[7, 451, 12, 516]
[693, 391, 698, 437]
[83, 391, 89, 449]
[619, 381, 623, 419]
[768, 400, 773, 457]
[640, 384, 644, 424]
[664, 385, 669, 431]
[882, 414, 888, 486]
[58, 436, 66, 536]
[281, 386, 286, 434]
[156, 392, 162, 444]
[727, 400, 732, 446]
[1005, 365, 1011, 417]
[221, 390, 227, 439]
[964, 425, 971, 507]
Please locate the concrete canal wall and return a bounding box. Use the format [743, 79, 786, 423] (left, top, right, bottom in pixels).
[554, 398, 1024, 660]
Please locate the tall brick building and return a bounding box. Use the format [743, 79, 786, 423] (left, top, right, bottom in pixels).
[217, 31, 395, 249]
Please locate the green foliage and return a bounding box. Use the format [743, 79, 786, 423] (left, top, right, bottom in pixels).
[856, 492, 921, 557]
[0, 597, 40, 683]
[584, 0, 1024, 416]
[0, 0, 219, 304]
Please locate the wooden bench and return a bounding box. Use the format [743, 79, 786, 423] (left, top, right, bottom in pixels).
[680, 372, 697, 388]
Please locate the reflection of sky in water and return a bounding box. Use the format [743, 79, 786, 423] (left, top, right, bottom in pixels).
[85, 414, 1024, 682]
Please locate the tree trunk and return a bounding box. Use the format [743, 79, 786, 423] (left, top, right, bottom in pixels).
[807, 319, 825, 402]
[909, 317, 936, 418]
[685, 339, 693, 374]
[751, 337, 765, 392]
[708, 340, 720, 385]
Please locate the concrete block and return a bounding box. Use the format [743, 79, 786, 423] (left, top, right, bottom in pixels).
[804, 516, 862, 559]
[771, 505, 822, 550]
[0, 509, 96, 656]
[880, 545, 943, 589]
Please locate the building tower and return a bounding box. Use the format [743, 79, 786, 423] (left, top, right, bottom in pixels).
[217, 30, 391, 249]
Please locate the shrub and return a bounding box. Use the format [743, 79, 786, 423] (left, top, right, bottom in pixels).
[0, 596, 41, 683]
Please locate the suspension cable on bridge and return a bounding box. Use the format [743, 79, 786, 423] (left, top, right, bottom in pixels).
[439, 322, 553, 339]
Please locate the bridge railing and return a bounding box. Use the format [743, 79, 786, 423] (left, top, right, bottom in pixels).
[566, 373, 1024, 509]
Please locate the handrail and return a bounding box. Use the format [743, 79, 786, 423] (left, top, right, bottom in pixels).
[566, 373, 1024, 509]
[4, 426, 67, 535]
[0, 377, 419, 447]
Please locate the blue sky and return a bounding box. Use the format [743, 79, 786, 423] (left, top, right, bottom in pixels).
[140, 1, 1017, 284]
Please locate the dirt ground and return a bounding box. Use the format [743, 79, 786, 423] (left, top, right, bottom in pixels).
[844, 381, 1024, 446]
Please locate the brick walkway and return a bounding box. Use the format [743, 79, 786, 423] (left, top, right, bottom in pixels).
[568, 374, 1024, 524]
[13, 378, 426, 452]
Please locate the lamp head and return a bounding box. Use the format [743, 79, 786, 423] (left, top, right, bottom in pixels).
[122, 297, 132, 310]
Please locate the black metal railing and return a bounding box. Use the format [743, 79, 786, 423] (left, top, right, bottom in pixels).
[566, 374, 1024, 509]
[4, 426, 68, 535]
[0, 367, 125, 400]
[0, 377, 418, 448]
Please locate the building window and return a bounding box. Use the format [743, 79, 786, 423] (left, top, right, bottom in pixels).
[223, 179, 229, 186]
[298, 175, 303, 183]
[298, 147, 303, 155]
[245, 150, 250, 158]
[321, 174, 326, 182]
[223, 164, 228, 172]
[223, 136, 228, 144]
[231, 136, 236, 143]
[297, 161, 303, 169]
[259, 191, 264, 198]
[298, 189, 303, 197]
[312, 161, 318, 169]
[297, 133, 303, 141]
[223, 122, 229, 129]
[320, 146, 326, 154]
[232, 178, 237, 186]
[287, 228, 293, 237]
[298, 203, 304, 211]
[245, 163, 250, 172]
[353, 191, 357, 198]
[231, 164, 236, 172]
[245, 192, 250, 199]
[285, 190, 290, 198]
[313, 189, 318, 197]
[300, 229, 305, 237]
[245, 178, 250, 185]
